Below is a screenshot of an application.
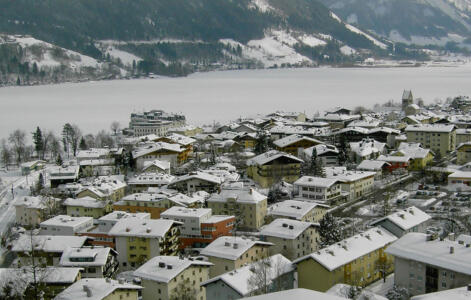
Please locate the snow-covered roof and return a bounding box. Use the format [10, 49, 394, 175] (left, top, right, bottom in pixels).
[76, 148, 110, 159]
[55, 278, 141, 300]
[356, 160, 390, 171]
[49, 165, 80, 180]
[370, 206, 431, 231]
[63, 196, 106, 208]
[13, 196, 46, 209]
[12, 235, 89, 253]
[161, 206, 212, 219]
[247, 150, 303, 166]
[385, 232, 471, 276]
[377, 155, 411, 163]
[99, 211, 150, 222]
[60, 246, 115, 267]
[132, 142, 183, 158]
[128, 172, 175, 185]
[411, 286, 471, 300]
[0, 267, 82, 294]
[142, 159, 171, 171]
[201, 254, 293, 296]
[303, 144, 339, 157]
[108, 218, 179, 238]
[40, 215, 93, 228]
[405, 124, 455, 133]
[324, 167, 376, 183]
[76, 176, 127, 198]
[349, 139, 385, 157]
[456, 234, 471, 245]
[273, 134, 323, 148]
[242, 288, 346, 300]
[170, 171, 223, 185]
[269, 200, 325, 220]
[200, 236, 273, 260]
[208, 186, 267, 204]
[294, 226, 397, 271]
[261, 218, 318, 239]
[294, 176, 340, 188]
[134, 256, 212, 283]
[163, 133, 196, 146]
[397, 142, 432, 159]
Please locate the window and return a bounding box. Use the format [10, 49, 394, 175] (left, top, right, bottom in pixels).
[441, 282, 446, 288]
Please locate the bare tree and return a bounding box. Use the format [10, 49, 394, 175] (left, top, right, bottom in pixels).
[8, 129, 27, 164]
[1, 139, 12, 170]
[247, 256, 290, 296]
[70, 125, 82, 157]
[110, 121, 121, 136]
[375, 257, 393, 283]
[95, 130, 114, 148]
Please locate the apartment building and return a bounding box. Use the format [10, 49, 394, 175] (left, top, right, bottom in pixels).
[78, 211, 150, 248]
[161, 207, 235, 249]
[55, 278, 142, 300]
[108, 218, 181, 270]
[12, 235, 90, 267]
[394, 142, 434, 170]
[273, 134, 323, 156]
[113, 192, 188, 219]
[169, 171, 223, 194]
[370, 206, 431, 238]
[14, 196, 59, 228]
[294, 227, 397, 292]
[207, 183, 267, 231]
[133, 142, 189, 169]
[202, 254, 294, 300]
[247, 150, 303, 188]
[324, 167, 376, 201]
[127, 173, 175, 193]
[303, 144, 340, 166]
[268, 199, 328, 223]
[456, 128, 471, 145]
[260, 218, 319, 260]
[405, 124, 456, 156]
[200, 236, 272, 277]
[293, 176, 342, 204]
[386, 233, 471, 296]
[76, 176, 127, 202]
[49, 165, 80, 188]
[134, 256, 212, 300]
[60, 246, 119, 278]
[129, 109, 186, 137]
[40, 215, 94, 236]
[457, 142, 471, 165]
[64, 196, 111, 218]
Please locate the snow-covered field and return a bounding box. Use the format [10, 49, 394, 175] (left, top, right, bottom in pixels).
[1, 35, 101, 69]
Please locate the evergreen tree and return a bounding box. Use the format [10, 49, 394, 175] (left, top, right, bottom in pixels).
[32, 127, 44, 159]
[55, 154, 63, 166]
[309, 147, 326, 177]
[16, 76, 20, 86]
[79, 137, 87, 150]
[36, 173, 44, 194]
[386, 285, 409, 300]
[318, 213, 342, 248]
[254, 131, 269, 154]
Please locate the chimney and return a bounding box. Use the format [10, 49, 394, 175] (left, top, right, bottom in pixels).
[118, 278, 124, 284]
[468, 284, 471, 291]
[233, 243, 238, 249]
[448, 233, 455, 241]
[288, 225, 294, 230]
[466, 244, 470, 248]
[225, 242, 231, 247]
[249, 189, 253, 195]
[146, 227, 151, 233]
[450, 246, 454, 254]
[282, 223, 288, 228]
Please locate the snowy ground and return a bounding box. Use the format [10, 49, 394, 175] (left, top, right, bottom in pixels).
[365, 273, 394, 296]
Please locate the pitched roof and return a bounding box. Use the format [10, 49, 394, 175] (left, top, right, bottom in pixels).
[261, 218, 318, 239]
[201, 254, 293, 296]
[60, 247, 116, 267]
[405, 124, 455, 133]
[108, 219, 179, 238]
[273, 134, 323, 148]
[200, 236, 273, 260]
[356, 160, 390, 171]
[294, 227, 397, 271]
[55, 278, 141, 300]
[411, 287, 471, 300]
[385, 232, 471, 276]
[242, 288, 346, 300]
[247, 150, 303, 166]
[134, 256, 212, 283]
[294, 176, 340, 188]
[12, 235, 89, 253]
[370, 206, 431, 231]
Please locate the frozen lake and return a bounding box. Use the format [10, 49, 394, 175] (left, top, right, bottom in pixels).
[1, 66, 471, 139]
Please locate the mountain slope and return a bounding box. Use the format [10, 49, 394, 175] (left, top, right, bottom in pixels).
[319, 0, 471, 45]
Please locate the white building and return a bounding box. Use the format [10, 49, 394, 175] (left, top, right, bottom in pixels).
[40, 215, 94, 236]
[370, 206, 431, 237]
[293, 176, 342, 203]
[268, 199, 328, 223]
[60, 246, 118, 278]
[386, 233, 471, 296]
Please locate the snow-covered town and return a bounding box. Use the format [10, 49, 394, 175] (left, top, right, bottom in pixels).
[1, 91, 471, 300]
